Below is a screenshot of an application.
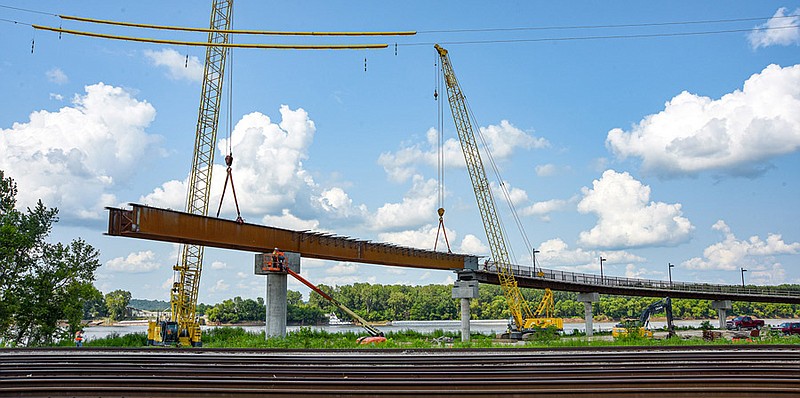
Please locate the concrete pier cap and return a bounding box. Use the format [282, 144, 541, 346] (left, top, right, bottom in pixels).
[452, 279, 479, 342]
[712, 300, 733, 330]
[255, 251, 302, 338]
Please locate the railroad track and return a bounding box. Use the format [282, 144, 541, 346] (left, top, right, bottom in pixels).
[2, 346, 798, 397]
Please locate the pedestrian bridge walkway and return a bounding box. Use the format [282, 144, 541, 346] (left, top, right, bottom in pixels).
[469, 262, 800, 304]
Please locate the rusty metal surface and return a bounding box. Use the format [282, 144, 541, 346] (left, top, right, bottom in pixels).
[107, 204, 475, 271]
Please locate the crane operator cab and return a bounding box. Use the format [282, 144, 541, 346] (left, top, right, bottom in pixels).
[146, 319, 180, 346]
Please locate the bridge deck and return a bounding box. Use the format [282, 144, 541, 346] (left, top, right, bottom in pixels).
[467, 263, 800, 304]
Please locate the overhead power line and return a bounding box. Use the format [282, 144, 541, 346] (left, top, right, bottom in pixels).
[401, 25, 800, 47]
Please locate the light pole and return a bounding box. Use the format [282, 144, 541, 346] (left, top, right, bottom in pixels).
[599, 257, 606, 282]
[532, 249, 540, 277]
[668, 262, 675, 288]
[741, 267, 747, 287]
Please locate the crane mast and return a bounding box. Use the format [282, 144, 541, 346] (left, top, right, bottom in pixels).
[434, 44, 535, 330]
[171, 0, 232, 346]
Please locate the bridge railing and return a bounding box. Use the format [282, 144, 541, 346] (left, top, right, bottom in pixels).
[481, 261, 799, 298]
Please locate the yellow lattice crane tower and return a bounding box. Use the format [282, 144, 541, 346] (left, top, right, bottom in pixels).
[146, 0, 233, 347]
[435, 44, 562, 337]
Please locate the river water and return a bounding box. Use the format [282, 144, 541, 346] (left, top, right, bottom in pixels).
[82, 318, 796, 341]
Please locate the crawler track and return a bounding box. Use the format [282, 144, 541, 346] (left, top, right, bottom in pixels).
[2, 346, 798, 397]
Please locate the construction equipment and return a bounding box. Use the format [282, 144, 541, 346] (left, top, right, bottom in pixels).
[262, 253, 386, 344]
[612, 297, 676, 338]
[527, 288, 564, 330]
[147, 0, 233, 347]
[434, 44, 562, 338]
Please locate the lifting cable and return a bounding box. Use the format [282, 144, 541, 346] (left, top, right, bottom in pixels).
[215, 29, 244, 224]
[433, 56, 451, 253]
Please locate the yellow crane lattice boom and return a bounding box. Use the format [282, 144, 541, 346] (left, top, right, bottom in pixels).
[434, 44, 534, 330]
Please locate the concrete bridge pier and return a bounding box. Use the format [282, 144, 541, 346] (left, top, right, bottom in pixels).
[712, 300, 732, 329]
[577, 292, 600, 337]
[452, 279, 479, 342]
[255, 252, 302, 338]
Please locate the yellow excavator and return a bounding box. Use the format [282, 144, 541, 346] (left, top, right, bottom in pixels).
[435, 44, 562, 338]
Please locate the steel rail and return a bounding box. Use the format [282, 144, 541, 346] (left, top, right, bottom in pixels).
[2, 347, 798, 397]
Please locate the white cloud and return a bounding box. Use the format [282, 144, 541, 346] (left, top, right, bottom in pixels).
[209, 279, 230, 293]
[49, 93, 64, 101]
[606, 64, 800, 177]
[535, 163, 557, 176]
[536, 238, 643, 273]
[372, 175, 438, 231]
[748, 8, 800, 49]
[577, 170, 693, 249]
[378, 121, 547, 183]
[520, 199, 568, 220]
[326, 262, 359, 275]
[143, 48, 203, 82]
[683, 220, 800, 274]
[378, 224, 454, 252]
[458, 234, 488, 256]
[1, 83, 161, 221]
[105, 250, 161, 273]
[46, 67, 68, 84]
[210, 261, 228, 270]
[262, 209, 320, 231]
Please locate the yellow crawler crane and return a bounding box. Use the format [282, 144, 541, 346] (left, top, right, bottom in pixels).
[147, 0, 233, 347]
[435, 44, 562, 338]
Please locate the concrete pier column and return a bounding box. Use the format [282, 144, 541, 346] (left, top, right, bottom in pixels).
[265, 273, 288, 337]
[255, 251, 301, 338]
[452, 279, 479, 342]
[577, 292, 600, 337]
[712, 300, 732, 330]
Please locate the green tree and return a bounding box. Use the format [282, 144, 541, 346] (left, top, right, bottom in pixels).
[82, 285, 107, 319]
[0, 170, 102, 346]
[105, 290, 132, 322]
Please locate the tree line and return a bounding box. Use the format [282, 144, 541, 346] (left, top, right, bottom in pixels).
[193, 283, 800, 325]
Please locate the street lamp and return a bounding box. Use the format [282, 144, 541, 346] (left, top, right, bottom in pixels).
[741, 267, 747, 287]
[668, 262, 675, 288]
[599, 257, 606, 282]
[532, 249, 540, 277]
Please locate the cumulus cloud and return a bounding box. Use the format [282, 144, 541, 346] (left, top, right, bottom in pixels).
[46, 68, 68, 84]
[520, 199, 568, 221]
[209, 279, 230, 293]
[683, 220, 800, 274]
[210, 261, 228, 270]
[143, 48, 203, 82]
[378, 224, 456, 252]
[536, 238, 644, 273]
[326, 262, 359, 275]
[372, 175, 438, 231]
[458, 234, 488, 255]
[105, 250, 162, 273]
[606, 64, 800, 178]
[535, 163, 557, 176]
[1, 83, 161, 221]
[748, 8, 800, 49]
[378, 121, 547, 183]
[262, 209, 320, 231]
[577, 170, 693, 249]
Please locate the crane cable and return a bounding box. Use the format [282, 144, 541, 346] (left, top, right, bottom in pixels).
[433, 54, 451, 253]
[215, 27, 244, 224]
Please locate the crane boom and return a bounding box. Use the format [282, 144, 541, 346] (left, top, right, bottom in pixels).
[148, 0, 233, 347]
[434, 44, 535, 330]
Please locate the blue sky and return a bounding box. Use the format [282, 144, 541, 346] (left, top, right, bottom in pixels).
[1, 1, 799, 304]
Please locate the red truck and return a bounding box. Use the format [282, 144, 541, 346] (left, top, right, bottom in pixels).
[779, 322, 800, 335]
[726, 316, 765, 330]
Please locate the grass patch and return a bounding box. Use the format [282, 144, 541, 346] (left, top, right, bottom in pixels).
[67, 327, 800, 349]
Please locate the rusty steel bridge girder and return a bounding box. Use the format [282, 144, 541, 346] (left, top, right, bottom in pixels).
[107, 204, 477, 271]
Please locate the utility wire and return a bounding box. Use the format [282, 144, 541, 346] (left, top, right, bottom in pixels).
[417, 14, 800, 34]
[401, 25, 800, 47]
